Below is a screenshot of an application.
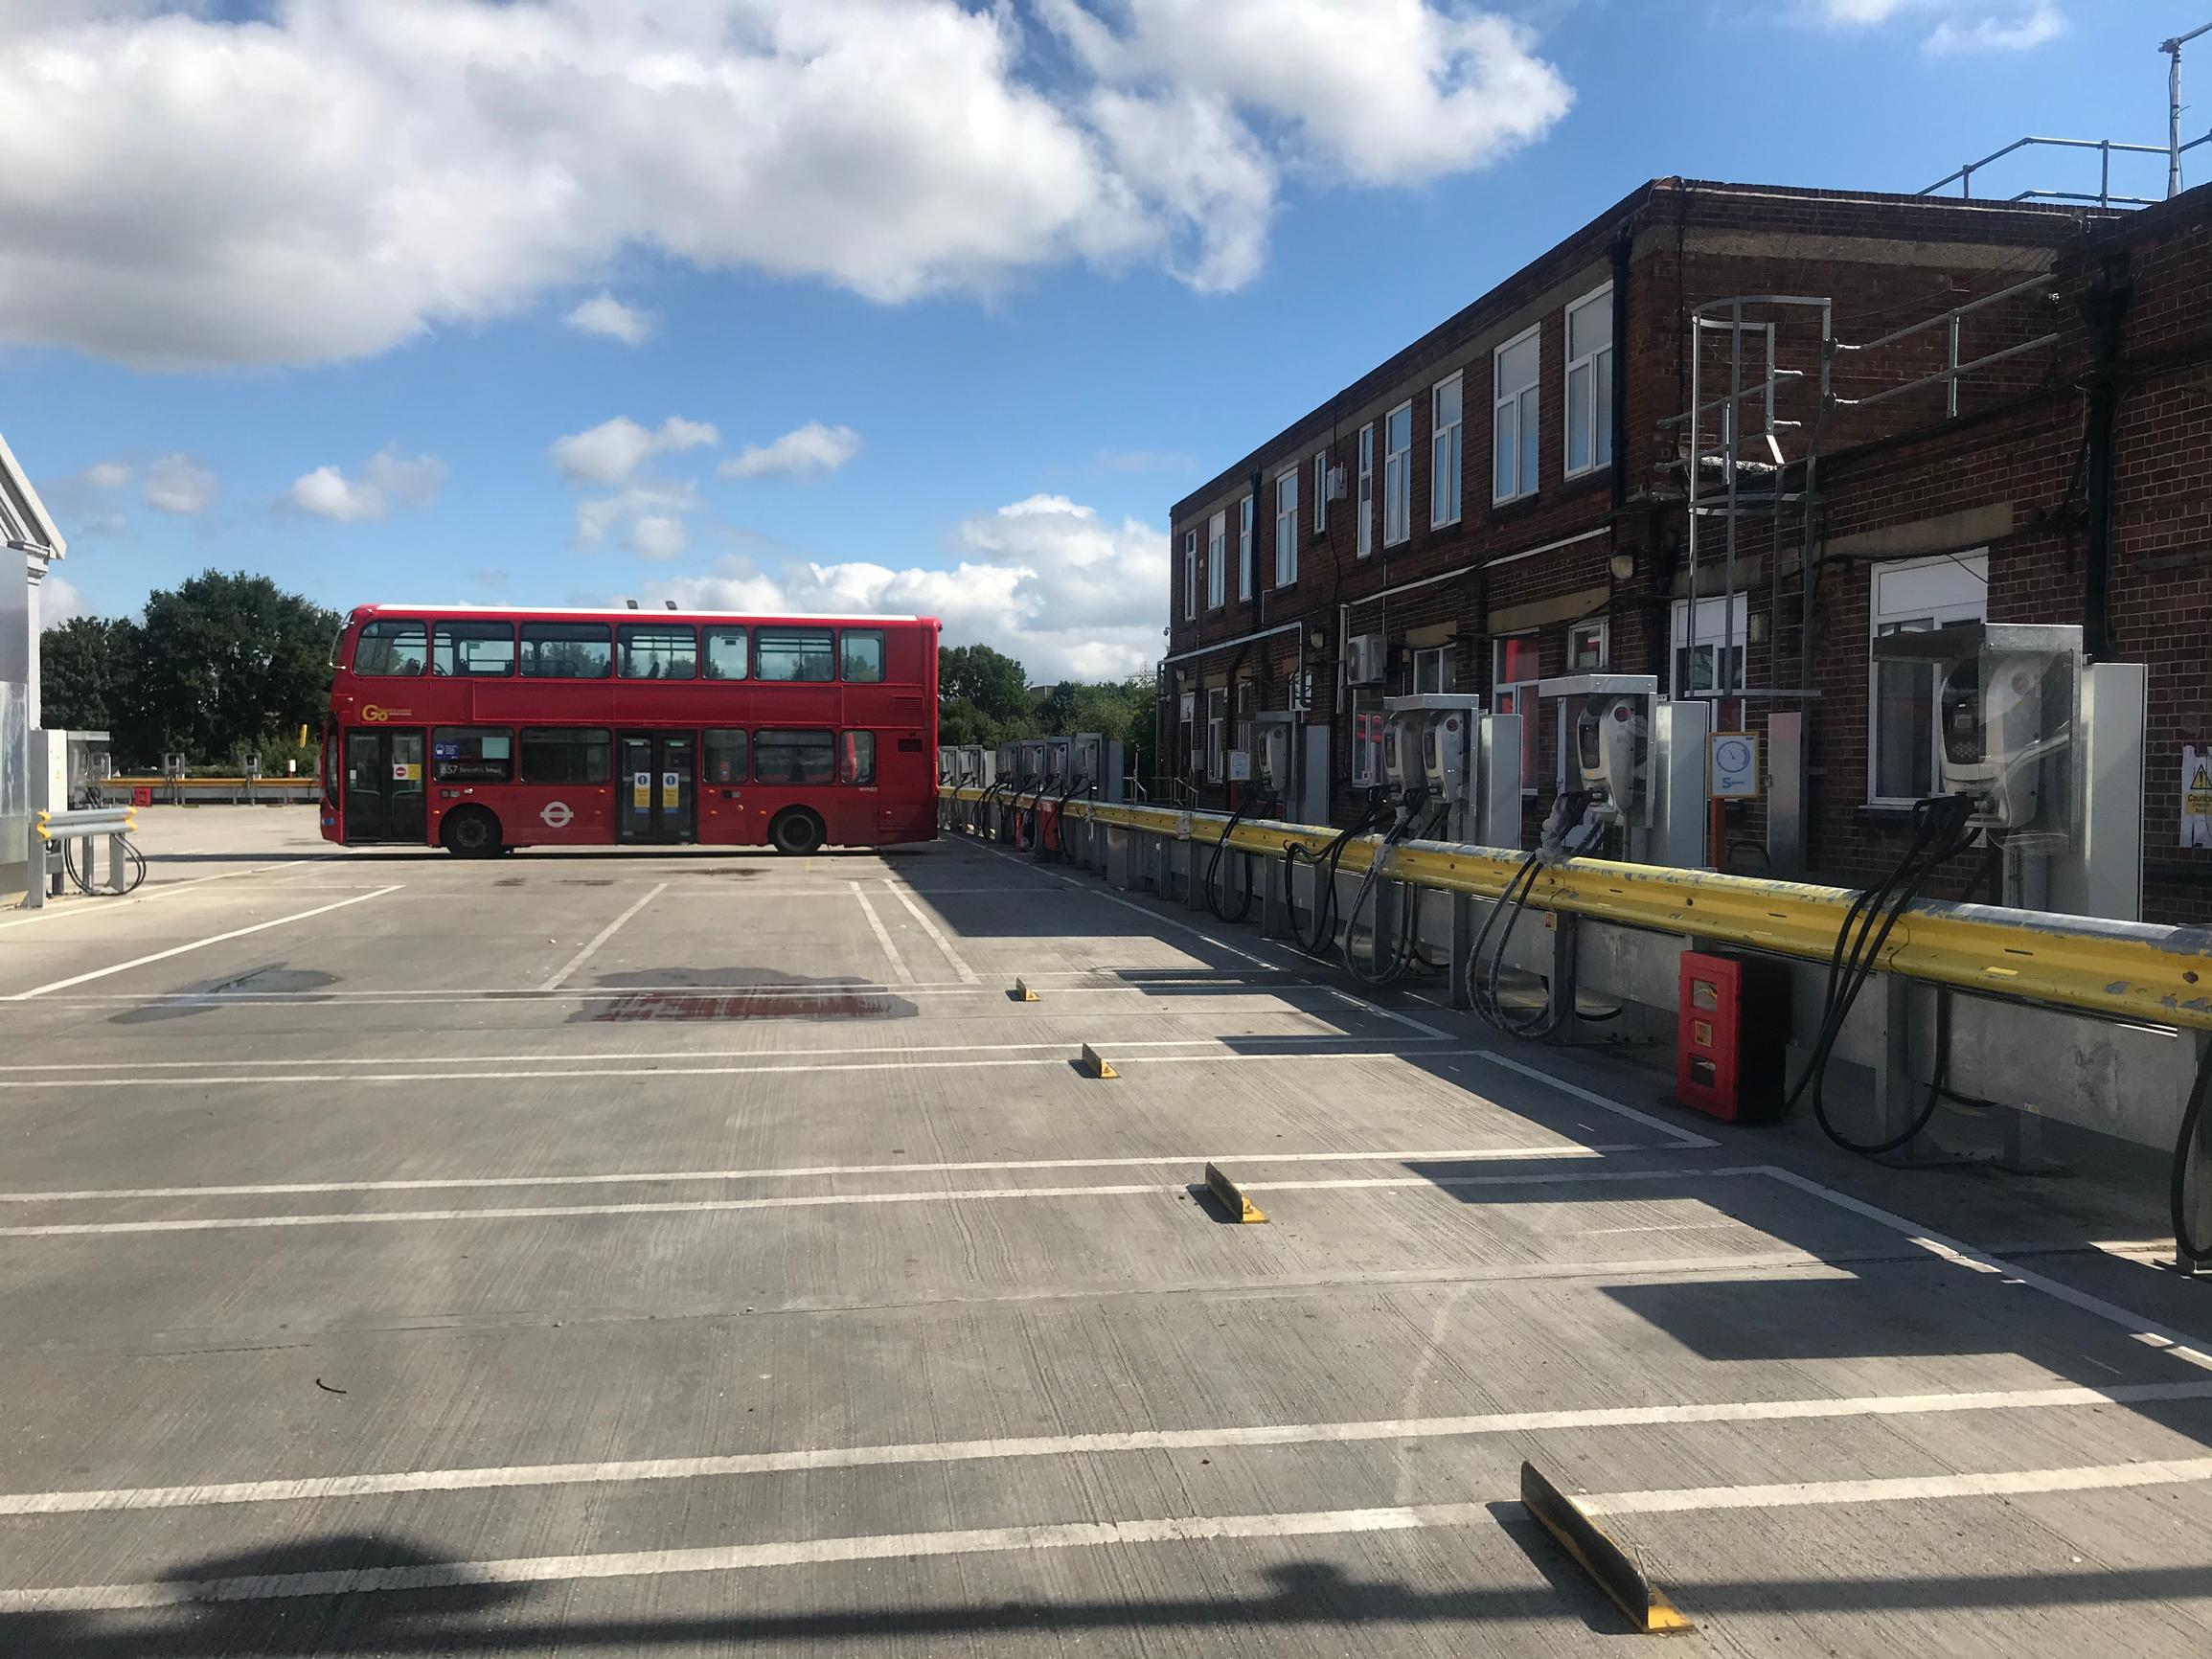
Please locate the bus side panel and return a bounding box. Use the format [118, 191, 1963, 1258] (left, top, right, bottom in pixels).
[430, 782, 617, 848]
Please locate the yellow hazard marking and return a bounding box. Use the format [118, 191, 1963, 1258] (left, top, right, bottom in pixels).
[1520, 1461, 1692, 1635]
[1079, 1043, 1117, 1079]
[1013, 979, 1039, 1003]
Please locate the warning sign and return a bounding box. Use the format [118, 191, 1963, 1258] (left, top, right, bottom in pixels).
[2185, 746, 2212, 849]
[660, 769, 680, 807]
[632, 770, 651, 811]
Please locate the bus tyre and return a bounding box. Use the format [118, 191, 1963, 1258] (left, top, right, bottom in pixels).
[442, 807, 503, 858]
[768, 807, 825, 856]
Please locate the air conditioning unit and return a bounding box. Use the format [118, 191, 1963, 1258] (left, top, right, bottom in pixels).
[1346, 632, 1386, 686]
[1326, 464, 1349, 501]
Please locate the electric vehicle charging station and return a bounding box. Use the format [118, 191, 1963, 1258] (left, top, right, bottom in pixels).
[1254, 710, 1330, 827]
[1535, 674, 1711, 869]
[1869, 621, 2144, 921]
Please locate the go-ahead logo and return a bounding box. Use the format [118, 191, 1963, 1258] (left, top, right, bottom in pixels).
[539, 801, 574, 829]
[360, 704, 413, 723]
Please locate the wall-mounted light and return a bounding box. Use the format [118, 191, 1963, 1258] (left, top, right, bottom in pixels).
[1608, 552, 1636, 582]
[1748, 613, 1768, 645]
[1309, 628, 1327, 650]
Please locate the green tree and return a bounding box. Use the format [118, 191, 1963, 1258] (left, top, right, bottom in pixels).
[38, 616, 137, 735]
[939, 643, 1029, 724]
[120, 571, 339, 768]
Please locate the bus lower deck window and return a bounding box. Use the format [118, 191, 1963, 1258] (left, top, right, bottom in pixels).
[518, 727, 612, 784]
[755, 728, 834, 784]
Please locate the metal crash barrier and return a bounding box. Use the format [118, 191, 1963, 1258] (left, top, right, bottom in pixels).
[944, 784, 2212, 1260]
[23, 806, 143, 909]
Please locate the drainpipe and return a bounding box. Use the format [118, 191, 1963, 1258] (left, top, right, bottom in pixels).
[2076, 259, 2132, 659]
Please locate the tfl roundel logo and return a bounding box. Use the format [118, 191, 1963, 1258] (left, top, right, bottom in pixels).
[539, 801, 575, 829]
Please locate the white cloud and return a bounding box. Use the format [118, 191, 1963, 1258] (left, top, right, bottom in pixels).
[82, 460, 131, 490]
[38, 570, 90, 628]
[288, 443, 448, 522]
[641, 491, 1166, 681]
[143, 453, 217, 514]
[563, 291, 657, 346]
[1809, 0, 2065, 53]
[718, 422, 862, 482]
[1, 1, 1570, 368]
[576, 481, 703, 560]
[549, 416, 718, 487]
[1924, 2, 2064, 54]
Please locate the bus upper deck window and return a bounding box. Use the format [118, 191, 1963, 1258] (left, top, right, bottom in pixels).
[519, 622, 613, 678]
[757, 627, 834, 682]
[433, 620, 516, 677]
[619, 624, 697, 680]
[703, 626, 749, 681]
[354, 618, 427, 676]
[840, 629, 885, 683]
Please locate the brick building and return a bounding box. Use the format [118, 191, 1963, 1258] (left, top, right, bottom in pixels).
[1160, 175, 2212, 922]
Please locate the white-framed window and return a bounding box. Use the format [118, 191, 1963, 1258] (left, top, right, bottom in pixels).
[1564, 284, 1614, 478]
[1312, 452, 1329, 534]
[1274, 467, 1299, 586]
[1869, 551, 1989, 804]
[1205, 686, 1227, 783]
[1494, 326, 1540, 503]
[1412, 645, 1454, 694]
[1182, 530, 1197, 622]
[1383, 401, 1412, 546]
[1357, 422, 1375, 559]
[1494, 635, 1541, 787]
[1568, 618, 1608, 671]
[1206, 511, 1226, 610]
[1431, 373, 1463, 528]
[1238, 495, 1255, 601]
[1671, 594, 1747, 695]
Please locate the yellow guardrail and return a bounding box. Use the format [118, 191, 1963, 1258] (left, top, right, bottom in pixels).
[34, 807, 136, 842]
[945, 784, 2212, 1034]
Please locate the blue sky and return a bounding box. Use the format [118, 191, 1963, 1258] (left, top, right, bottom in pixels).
[5, 0, 2198, 679]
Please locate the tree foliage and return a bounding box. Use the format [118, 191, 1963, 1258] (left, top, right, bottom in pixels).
[937, 646, 1156, 787]
[38, 570, 339, 770]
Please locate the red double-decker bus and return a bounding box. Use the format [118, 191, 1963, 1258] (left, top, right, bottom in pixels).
[319, 603, 940, 855]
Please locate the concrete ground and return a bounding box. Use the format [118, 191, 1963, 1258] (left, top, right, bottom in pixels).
[0, 805, 2208, 1657]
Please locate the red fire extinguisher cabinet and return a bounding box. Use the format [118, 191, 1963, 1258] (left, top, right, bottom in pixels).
[1676, 950, 1790, 1123]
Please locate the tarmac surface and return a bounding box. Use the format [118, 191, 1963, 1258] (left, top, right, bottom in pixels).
[0, 806, 2208, 1656]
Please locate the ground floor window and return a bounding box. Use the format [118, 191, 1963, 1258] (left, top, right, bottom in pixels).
[1493, 635, 1540, 786]
[1869, 551, 1988, 804]
[1671, 595, 1746, 695]
[1412, 645, 1455, 694]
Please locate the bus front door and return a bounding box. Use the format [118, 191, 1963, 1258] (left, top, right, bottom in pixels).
[618, 733, 696, 844]
[342, 728, 426, 845]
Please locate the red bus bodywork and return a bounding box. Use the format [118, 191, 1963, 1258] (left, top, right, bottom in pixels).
[319, 604, 940, 855]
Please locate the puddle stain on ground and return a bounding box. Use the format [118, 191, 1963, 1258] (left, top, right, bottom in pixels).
[577, 968, 913, 1023]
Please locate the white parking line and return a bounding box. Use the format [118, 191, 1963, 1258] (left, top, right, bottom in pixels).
[0, 1143, 1627, 1203]
[540, 882, 667, 991]
[0, 1048, 1513, 1091]
[0, 862, 309, 930]
[1580, 1456, 2212, 1517]
[1470, 1050, 1720, 1150]
[0, 1164, 1719, 1237]
[886, 887, 982, 984]
[2, 888, 403, 1000]
[14, 1450, 2212, 1612]
[850, 883, 917, 985]
[4, 1380, 2200, 1516]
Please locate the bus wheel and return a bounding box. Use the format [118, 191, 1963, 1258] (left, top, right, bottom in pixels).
[442, 807, 503, 858]
[768, 807, 825, 856]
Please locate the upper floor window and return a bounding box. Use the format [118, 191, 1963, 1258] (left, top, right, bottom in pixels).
[1312, 451, 1329, 534]
[519, 621, 611, 679]
[702, 625, 749, 681]
[1183, 530, 1197, 621]
[1565, 285, 1614, 477]
[1207, 511, 1226, 609]
[1357, 423, 1375, 559]
[432, 620, 514, 678]
[840, 629, 885, 682]
[353, 618, 426, 676]
[1382, 402, 1412, 546]
[618, 624, 696, 680]
[1274, 468, 1298, 586]
[1494, 327, 1540, 502]
[756, 625, 834, 682]
[1238, 496, 1255, 600]
[1412, 646, 1454, 694]
[1431, 373, 1463, 528]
